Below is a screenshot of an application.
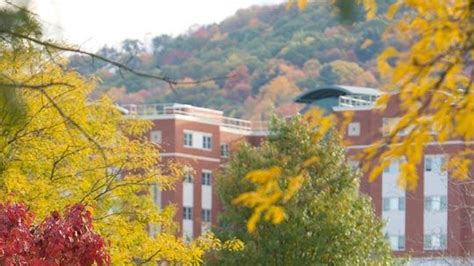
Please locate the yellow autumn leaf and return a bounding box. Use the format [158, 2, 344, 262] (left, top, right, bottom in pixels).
[303, 156, 320, 168]
[386, 1, 401, 19]
[245, 166, 282, 184]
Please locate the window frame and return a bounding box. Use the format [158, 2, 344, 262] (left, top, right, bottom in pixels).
[425, 157, 433, 172]
[220, 143, 229, 157]
[183, 207, 193, 220]
[424, 233, 447, 250]
[150, 130, 162, 144]
[383, 197, 405, 212]
[184, 170, 193, 183]
[201, 171, 212, 186]
[202, 209, 211, 223]
[202, 135, 212, 150]
[425, 195, 448, 212]
[184, 132, 193, 147]
[347, 122, 361, 136]
[388, 234, 406, 251]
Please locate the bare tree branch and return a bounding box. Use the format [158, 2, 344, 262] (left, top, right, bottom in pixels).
[0, 30, 231, 91]
[0, 81, 75, 90]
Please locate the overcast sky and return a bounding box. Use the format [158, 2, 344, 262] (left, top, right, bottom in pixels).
[27, 0, 284, 51]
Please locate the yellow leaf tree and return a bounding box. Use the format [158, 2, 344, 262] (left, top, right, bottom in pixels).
[0, 48, 242, 264]
[363, 0, 474, 188]
[0, 5, 245, 264]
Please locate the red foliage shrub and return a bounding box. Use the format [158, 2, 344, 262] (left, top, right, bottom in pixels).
[0, 202, 110, 266]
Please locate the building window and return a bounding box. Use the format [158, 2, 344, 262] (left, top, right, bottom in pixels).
[348, 122, 360, 136]
[202, 209, 211, 223]
[184, 132, 193, 147]
[388, 235, 405, 251]
[220, 144, 229, 157]
[425, 196, 447, 212]
[203, 135, 212, 149]
[150, 130, 162, 144]
[184, 170, 193, 183]
[383, 197, 405, 211]
[183, 207, 193, 220]
[425, 155, 447, 174]
[202, 171, 212, 186]
[424, 234, 447, 250]
[425, 157, 432, 172]
[383, 161, 399, 174]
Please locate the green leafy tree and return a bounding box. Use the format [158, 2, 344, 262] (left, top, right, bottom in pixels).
[213, 117, 393, 265]
[318, 63, 339, 85]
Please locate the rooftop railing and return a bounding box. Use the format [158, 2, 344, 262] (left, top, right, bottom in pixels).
[120, 103, 268, 133]
[338, 95, 378, 108]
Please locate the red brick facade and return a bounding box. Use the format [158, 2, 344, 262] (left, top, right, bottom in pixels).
[122, 90, 474, 263]
[122, 104, 265, 239]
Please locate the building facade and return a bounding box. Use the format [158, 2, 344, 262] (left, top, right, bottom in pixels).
[122, 85, 474, 263]
[121, 103, 266, 239]
[295, 85, 474, 264]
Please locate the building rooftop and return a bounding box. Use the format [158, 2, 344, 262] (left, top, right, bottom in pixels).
[295, 85, 381, 111]
[120, 103, 268, 135]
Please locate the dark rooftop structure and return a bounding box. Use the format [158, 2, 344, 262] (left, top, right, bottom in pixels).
[294, 85, 381, 113]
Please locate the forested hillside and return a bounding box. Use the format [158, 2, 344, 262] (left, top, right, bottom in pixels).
[69, 2, 392, 119]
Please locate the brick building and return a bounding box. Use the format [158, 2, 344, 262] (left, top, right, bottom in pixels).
[122, 85, 474, 264]
[295, 85, 474, 264]
[120, 103, 266, 239]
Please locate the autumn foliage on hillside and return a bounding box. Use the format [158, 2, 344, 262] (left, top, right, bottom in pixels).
[0, 202, 110, 265]
[69, 2, 390, 119]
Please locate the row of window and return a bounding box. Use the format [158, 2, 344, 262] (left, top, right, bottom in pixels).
[386, 234, 447, 251]
[155, 121, 425, 147]
[347, 119, 404, 137]
[184, 133, 231, 157]
[151, 130, 231, 157]
[184, 132, 212, 149]
[382, 196, 447, 212]
[382, 117, 440, 137]
[382, 156, 447, 174]
[183, 207, 211, 222]
[183, 170, 213, 185]
[347, 117, 439, 138]
[347, 118, 411, 137]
